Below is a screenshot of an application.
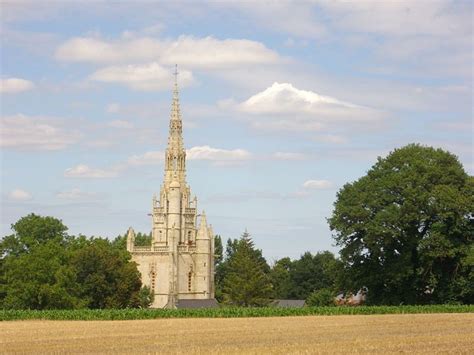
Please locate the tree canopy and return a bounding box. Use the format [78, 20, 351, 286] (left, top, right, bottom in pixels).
[1, 214, 143, 310]
[329, 144, 473, 304]
[221, 232, 273, 306]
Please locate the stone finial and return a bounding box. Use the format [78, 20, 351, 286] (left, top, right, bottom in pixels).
[126, 227, 135, 252]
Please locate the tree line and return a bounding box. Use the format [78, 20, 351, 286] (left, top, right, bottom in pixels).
[1, 144, 472, 309]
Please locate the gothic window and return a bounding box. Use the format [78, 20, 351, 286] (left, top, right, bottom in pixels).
[150, 266, 156, 292]
[188, 271, 192, 292]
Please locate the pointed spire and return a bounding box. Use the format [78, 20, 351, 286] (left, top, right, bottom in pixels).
[200, 210, 207, 229]
[171, 64, 181, 121]
[164, 64, 187, 186]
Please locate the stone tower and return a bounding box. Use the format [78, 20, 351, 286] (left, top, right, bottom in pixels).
[127, 67, 215, 308]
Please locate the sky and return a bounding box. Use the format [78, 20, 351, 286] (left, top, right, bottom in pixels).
[1, 0, 472, 262]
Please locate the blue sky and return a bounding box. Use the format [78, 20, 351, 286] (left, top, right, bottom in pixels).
[1, 1, 472, 262]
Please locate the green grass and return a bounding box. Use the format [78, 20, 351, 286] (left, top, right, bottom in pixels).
[1, 305, 472, 321]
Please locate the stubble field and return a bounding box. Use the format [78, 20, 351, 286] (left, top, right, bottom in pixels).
[1, 313, 473, 354]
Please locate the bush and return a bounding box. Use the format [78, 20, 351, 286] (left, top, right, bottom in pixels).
[306, 289, 335, 307]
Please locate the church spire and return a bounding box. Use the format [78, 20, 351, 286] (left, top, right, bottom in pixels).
[171, 64, 181, 121]
[164, 65, 186, 186]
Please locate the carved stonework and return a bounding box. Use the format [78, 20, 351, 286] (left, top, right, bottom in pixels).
[129, 69, 215, 308]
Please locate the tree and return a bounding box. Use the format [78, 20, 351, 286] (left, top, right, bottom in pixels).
[1, 213, 69, 256]
[71, 239, 142, 309]
[136, 286, 154, 308]
[214, 235, 223, 267]
[329, 144, 473, 305]
[287, 252, 342, 300]
[306, 288, 335, 307]
[1, 214, 144, 310]
[0, 215, 81, 309]
[269, 257, 292, 299]
[222, 232, 273, 306]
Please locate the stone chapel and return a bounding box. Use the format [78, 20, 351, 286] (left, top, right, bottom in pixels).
[126, 69, 215, 308]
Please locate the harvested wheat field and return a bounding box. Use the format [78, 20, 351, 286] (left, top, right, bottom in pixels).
[1, 313, 473, 354]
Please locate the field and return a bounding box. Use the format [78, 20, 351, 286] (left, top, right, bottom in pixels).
[1, 304, 472, 321]
[2, 313, 473, 353]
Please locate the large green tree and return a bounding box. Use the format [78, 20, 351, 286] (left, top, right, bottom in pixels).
[70, 239, 142, 309]
[0, 214, 82, 309]
[329, 144, 473, 304]
[221, 232, 273, 306]
[1, 214, 143, 309]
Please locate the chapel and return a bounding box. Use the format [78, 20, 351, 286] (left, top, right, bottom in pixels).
[127, 68, 215, 308]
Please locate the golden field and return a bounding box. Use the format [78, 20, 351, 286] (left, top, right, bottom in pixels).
[1, 313, 473, 354]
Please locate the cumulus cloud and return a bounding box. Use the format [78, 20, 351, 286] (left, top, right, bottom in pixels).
[90, 62, 194, 91]
[303, 180, 334, 190]
[8, 189, 32, 201]
[241, 82, 368, 116]
[226, 82, 384, 132]
[127, 151, 164, 166]
[0, 78, 35, 93]
[187, 145, 252, 161]
[55, 35, 281, 68]
[64, 164, 118, 178]
[64, 145, 251, 179]
[1, 114, 81, 150]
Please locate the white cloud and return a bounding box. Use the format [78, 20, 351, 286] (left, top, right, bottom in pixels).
[127, 151, 164, 166]
[107, 120, 134, 129]
[187, 145, 252, 161]
[64, 164, 118, 178]
[303, 180, 334, 190]
[241, 82, 366, 115]
[0, 78, 35, 93]
[321, 0, 470, 37]
[0, 114, 81, 150]
[90, 62, 194, 91]
[8, 189, 32, 201]
[64, 145, 252, 179]
[272, 152, 307, 160]
[106, 103, 121, 113]
[227, 82, 384, 133]
[55, 35, 281, 68]
[56, 188, 96, 200]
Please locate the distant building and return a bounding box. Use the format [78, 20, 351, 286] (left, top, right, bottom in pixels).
[273, 300, 306, 308]
[127, 67, 215, 309]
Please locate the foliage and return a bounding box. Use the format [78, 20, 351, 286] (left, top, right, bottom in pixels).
[222, 231, 273, 306]
[269, 257, 292, 299]
[329, 144, 474, 305]
[137, 286, 155, 309]
[1, 305, 472, 321]
[70, 239, 142, 309]
[1, 213, 69, 256]
[306, 288, 335, 307]
[1, 214, 142, 310]
[214, 235, 223, 266]
[113, 231, 152, 249]
[213, 235, 224, 301]
[269, 252, 343, 300]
